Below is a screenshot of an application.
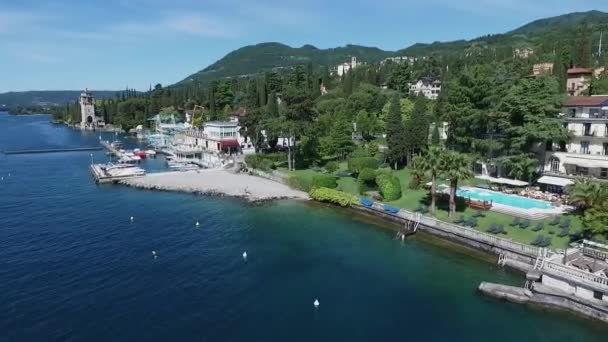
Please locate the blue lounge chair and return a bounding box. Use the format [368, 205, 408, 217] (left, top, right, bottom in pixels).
[519, 219, 530, 229]
[360, 198, 373, 207]
[497, 225, 507, 234]
[384, 205, 399, 214]
[532, 222, 544, 232]
[454, 215, 466, 224]
[466, 218, 478, 228]
[510, 217, 521, 226]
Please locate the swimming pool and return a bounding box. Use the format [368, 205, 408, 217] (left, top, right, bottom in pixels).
[456, 187, 554, 210]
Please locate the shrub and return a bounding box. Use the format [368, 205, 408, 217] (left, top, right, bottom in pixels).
[287, 174, 313, 192]
[245, 155, 274, 171]
[310, 187, 357, 207]
[375, 173, 402, 201]
[245, 153, 287, 171]
[367, 142, 379, 156]
[358, 168, 377, 183]
[335, 170, 352, 178]
[312, 174, 338, 189]
[324, 161, 339, 174]
[347, 157, 378, 174]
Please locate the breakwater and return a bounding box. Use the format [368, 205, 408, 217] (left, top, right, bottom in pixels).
[3, 147, 103, 154]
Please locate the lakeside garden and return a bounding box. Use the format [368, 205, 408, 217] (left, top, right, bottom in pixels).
[246, 148, 592, 249]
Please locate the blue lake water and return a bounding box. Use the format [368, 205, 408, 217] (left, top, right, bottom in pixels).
[457, 187, 554, 210]
[1, 113, 607, 341]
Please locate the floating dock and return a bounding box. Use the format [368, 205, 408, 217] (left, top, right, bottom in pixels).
[3, 147, 103, 155]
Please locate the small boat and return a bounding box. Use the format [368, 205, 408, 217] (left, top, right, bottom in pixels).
[145, 150, 157, 157]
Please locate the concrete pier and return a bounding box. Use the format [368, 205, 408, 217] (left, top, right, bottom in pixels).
[3, 147, 103, 155]
[479, 282, 608, 323]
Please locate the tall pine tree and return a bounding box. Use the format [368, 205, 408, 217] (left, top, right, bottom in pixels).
[386, 93, 407, 169]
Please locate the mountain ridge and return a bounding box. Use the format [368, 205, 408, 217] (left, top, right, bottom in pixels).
[176, 10, 608, 86]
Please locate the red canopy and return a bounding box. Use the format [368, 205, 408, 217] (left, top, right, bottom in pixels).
[220, 140, 240, 149]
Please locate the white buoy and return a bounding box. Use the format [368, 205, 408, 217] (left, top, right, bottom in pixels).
[152, 251, 157, 258]
[242, 251, 248, 260]
[130, 216, 134, 222]
[314, 299, 320, 308]
[7, 173, 10, 177]
[195, 221, 200, 227]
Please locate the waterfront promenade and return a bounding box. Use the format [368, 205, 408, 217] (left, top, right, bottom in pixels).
[120, 169, 308, 201]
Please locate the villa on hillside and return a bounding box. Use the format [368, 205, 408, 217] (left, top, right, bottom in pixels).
[567, 67, 606, 96]
[541, 96, 608, 191]
[532, 62, 554, 77]
[334, 57, 360, 77]
[409, 77, 441, 99]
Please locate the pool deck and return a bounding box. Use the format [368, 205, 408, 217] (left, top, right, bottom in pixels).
[457, 186, 569, 220]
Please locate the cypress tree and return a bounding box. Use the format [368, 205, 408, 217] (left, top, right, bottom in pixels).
[431, 123, 441, 146]
[209, 87, 216, 115]
[386, 93, 407, 169]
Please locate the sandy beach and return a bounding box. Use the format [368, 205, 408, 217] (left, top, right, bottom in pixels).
[120, 169, 308, 202]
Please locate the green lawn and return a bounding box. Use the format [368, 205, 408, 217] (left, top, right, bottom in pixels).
[280, 165, 580, 249]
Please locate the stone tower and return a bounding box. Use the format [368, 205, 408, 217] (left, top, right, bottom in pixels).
[80, 89, 103, 130]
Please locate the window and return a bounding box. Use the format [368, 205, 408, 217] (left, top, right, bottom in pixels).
[569, 108, 576, 117]
[550, 158, 560, 173]
[583, 123, 592, 136]
[594, 291, 604, 300]
[601, 168, 608, 179]
[576, 166, 589, 175]
[581, 141, 590, 154]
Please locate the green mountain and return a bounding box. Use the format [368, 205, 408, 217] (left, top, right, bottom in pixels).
[177, 10, 608, 86]
[0, 90, 125, 109]
[176, 43, 394, 86]
[398, 10, 608, 56]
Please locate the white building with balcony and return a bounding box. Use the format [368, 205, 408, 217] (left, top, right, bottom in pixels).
[409, 77, 441, 100]
[541, 96, 608, 189]
[183, 121, 241, 154]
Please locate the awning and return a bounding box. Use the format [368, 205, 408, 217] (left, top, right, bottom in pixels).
[555, 152, 608, 169]
[537, 176, 574, 187]
[220, 140, 240, 149]
[475, 175, 528, 186]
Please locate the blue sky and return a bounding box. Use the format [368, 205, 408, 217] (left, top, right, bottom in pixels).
[0, 0, 606, 92]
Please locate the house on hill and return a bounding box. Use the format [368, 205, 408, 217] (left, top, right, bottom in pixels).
[541, 96, 608, 191]
[334, 57, 360, 77]
[409, 77, 441, 100]
[567, 67, 606, 96]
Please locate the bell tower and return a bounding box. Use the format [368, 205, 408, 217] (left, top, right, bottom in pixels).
[80, 89, 100, 130]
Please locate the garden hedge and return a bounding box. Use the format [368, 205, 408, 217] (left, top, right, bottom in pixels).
[375, 173, 402, 201]
[309, 187, 357, 207]
[312, 174, 338, 189]
[347, 157, 378, 174]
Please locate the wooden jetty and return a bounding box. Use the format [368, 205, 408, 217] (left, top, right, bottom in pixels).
[3, 147, 103, 155]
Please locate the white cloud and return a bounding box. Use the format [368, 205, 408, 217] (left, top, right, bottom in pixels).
[0, 10, 45, 34]
[110, 12, 238, 38]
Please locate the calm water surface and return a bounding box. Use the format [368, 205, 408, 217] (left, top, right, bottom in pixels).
[1, 113, 607, 341]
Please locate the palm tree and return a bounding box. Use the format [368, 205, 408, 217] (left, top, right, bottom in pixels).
[443, 152, 473, 218]
[503, 155, 538, 182]
[413, 146, 444, 215]
[566, 178, 608, 210]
